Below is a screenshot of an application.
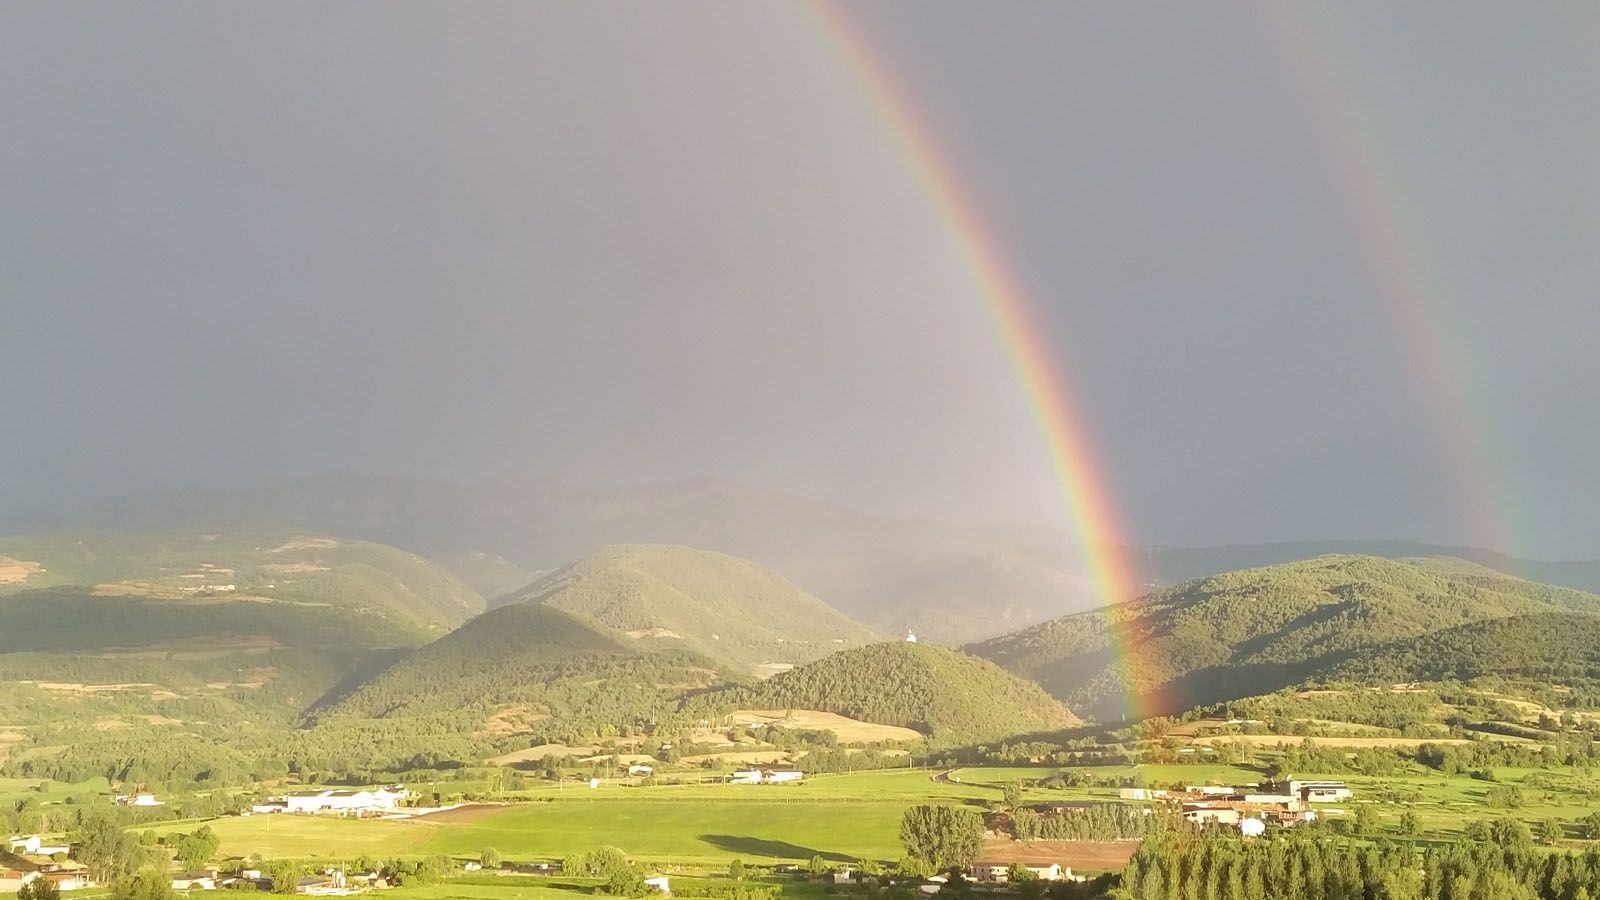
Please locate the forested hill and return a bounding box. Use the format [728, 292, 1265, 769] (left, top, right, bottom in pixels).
[968, 555, 1600, 721]
[0, 528, 483, 629]
[314, 603, 726, 737]
[1326, 611, 1600, 685]
[500, 544, 881, 674]
[714, 641, 1079, 744]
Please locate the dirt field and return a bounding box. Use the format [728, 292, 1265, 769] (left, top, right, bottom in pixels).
[0, 557, 41, 584]
[728, 709, 923, 743]
[412, 804, 506, 824]
[479, 705, 551, 737]
[487, 744, 598, 766]
[979, 839, 1139, 873]
[1194, 735, 1472, 749]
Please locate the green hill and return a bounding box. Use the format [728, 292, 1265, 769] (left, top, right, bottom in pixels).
[0, 528, 483, 629]
[968, 555, 1600, 721]
[718, 641, 1079, 744]
[0, 528, 484, 775]
[317, 603, 725, 738]
[501, 544, 881, 674]
[1326, 611, 1600, 685]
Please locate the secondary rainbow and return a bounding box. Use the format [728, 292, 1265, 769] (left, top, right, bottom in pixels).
[1261, 0, 1515, 555]
[810, 3, 1154, 719]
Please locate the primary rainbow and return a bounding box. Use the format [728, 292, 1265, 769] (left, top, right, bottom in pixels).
[1261, 0, 1515, 555]
[810, 3, 1153, 720]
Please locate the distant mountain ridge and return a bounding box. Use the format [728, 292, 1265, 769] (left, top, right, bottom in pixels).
[15, 475, 1600, 644]
[499, 544, 882, 674]
[968, 555, 1600, 721]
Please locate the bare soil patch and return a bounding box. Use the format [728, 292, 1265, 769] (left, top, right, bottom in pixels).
[1194, 735, 1471, 749]
[729, 709, 922, 743]
[411, 804, 506, 824]
[0, 557, 42, 584]
[488, 744, 598, 766]
[979, 839, 1139, 873]
[479, 706, 551, 737]
[270, 537, 339, 553]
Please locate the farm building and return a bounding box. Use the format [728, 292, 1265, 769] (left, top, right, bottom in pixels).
[171, 872, 217, 891]
[971, 862, 1073, 883]
[1286, 780, 1352, 802]
[115, 793, 163, 807]
[263, 785, 409, 816]
[627, 764, 655, 776]
[7, 836, 70, 857]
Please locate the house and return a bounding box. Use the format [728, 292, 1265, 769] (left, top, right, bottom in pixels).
[1239, 818, 1267, 837]
[171, 873, 217, 891]
[763, 769, 803, 784]
[627, 764, 655, 777]
[274, 785, 409, 815]
[830, 869, 858, 885]
[115, 793, 163, 807]
[1183, 805, 1241, 826]
[1286, 780, 1352, 803]
[727, 769, 763, 784]
[643, 875, 670, 894]
[0, 852, 42, 894]
[1119, 788, 1168, 800]
[7, 837, 70, 857]
[971, 863, 1069, 883]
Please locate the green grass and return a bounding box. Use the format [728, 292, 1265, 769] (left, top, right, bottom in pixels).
[141, 814, 429, 859]
[418, 800, 906, 866]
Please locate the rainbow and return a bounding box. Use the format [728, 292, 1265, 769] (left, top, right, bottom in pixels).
[1261, 0, 1514, 555]
[809, 3, 1154, 720]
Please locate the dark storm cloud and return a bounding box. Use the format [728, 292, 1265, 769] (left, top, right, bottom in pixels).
[1, 2, 1596, 556]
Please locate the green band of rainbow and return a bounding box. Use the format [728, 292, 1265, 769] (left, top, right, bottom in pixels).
[810, 2, 1150, 721]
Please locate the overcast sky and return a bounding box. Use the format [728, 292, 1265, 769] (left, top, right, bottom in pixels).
[2, 2, 1597, 557]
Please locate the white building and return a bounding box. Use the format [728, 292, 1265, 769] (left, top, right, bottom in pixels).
[272, 785, 409, 815]
[8, 837, 70, 857]
[1287, 780, 1352, 803]
[727, 769, 763, 784]
[764, 769, 803, 784]
[626, 764, 655, 777]
[114, 793, 163, 807]
[971, 863, 1072, 883]
[643, 875, 670, 894]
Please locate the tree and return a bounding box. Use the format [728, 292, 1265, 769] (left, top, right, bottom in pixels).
[899, 805, 984, 871]
[1538, 818, 1564, 846]
[1352, 804, 1382, 836]
[1006, 864, 1037, 883]
[1583, 810, 1600, 840]
[1397, 809, 1421, 836]
[269, 861, 300, 895]
[480, 847, 502, 870]
[727, 859, 745, 881]
[77, 811, 140, 885]
[806, 855, 829, 877]
[18, 879, 61, 900]
[1003, 782, 1024, 811]
[115, 867, 175, 900]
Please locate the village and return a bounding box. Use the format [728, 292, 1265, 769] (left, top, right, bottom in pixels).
[2, 773, 1355, 898]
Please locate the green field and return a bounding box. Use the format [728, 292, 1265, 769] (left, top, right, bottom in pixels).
[135, 762, 1600, 867]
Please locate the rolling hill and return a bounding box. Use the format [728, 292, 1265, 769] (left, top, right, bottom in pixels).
[968, 555, 1600, 721]
[316, 603, 726, 739]
[0, 528, 485, 769]
[715, 641, 1080, 744]
[1326, 611, 1600, 685]
[500, 544, 881, 674]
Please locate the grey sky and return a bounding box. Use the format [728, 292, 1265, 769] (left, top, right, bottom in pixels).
[2, 2, 1596, 556]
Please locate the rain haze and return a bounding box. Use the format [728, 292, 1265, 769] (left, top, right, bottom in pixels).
[3, 1, 1598, 558]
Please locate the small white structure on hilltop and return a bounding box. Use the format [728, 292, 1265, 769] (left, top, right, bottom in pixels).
[905, 632, 917, 643]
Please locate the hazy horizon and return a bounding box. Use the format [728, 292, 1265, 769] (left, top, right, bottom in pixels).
[4, 2, 1598, 557]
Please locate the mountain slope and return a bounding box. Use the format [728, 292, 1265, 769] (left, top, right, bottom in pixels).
[1326, 611, 1600, 685]
[969, 555, 1600, 721]
[44, 476, 1111, 643]
[503, 544, 881, 673]
[317, 603, 725, 737]
[0, 527, 483, 629]
[718, 641, 1079, 744]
